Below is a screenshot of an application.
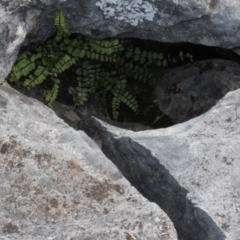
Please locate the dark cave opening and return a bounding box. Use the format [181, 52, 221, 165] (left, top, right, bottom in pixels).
[56, 39, 240, 129]
[8, 34, 240, 130]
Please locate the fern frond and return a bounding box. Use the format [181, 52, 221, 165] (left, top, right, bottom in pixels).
[52, 54, 76, 76]
[23, 65, 49, 88]
[54, 10, 69, 34]
[121, 91, 138, 113]
[43, 78, 60, 107]
[12, 51, 39, 80]
[112, 95, 121, 120]
[12, 59, 35, 80]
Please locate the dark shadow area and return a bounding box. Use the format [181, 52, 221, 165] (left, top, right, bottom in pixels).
[7, 30, 240, 130]
[97, 129, 226, 240]
[137, 40, 240, 63]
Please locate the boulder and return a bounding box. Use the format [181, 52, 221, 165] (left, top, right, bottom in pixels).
[0, 82, 177, 240]
[93, 88, 240, 240]
[154, 59, 240, 123]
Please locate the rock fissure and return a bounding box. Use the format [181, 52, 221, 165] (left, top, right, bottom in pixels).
[81, 84, 240, 239]
[89, 124, 226, 240]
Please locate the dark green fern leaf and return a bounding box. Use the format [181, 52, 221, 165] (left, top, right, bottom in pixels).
[23, 65, 49, 88]
[54, 10, 69, 35]
[43, 78, 60, 107]
[12, 51, 40, 80]
[52, 54, 76, 76]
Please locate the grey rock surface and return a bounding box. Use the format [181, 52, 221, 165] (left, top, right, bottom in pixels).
[0, 82, 177, 240]
[1, 0, 240, 83]
[0, 1, 42, 85]
[65, 0, 240, 49]
[154, 59, 240, 123]
[93, 89, 240, 240]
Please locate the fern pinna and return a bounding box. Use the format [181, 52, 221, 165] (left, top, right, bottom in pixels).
[8, 10, 193, 120]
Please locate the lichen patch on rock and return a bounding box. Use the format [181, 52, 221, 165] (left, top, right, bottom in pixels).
[96, 0, 157, 26]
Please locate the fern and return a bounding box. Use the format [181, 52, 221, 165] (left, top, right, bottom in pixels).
[8, 10, 194, 120]
[43, 78, 60, 107]
[23, 65, 49, 88]
[54, 9, 70, 42]
[8, 10, 79, 107]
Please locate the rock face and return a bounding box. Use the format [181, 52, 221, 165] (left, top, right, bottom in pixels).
[0, 82, 177, 240]
[93, 89, 240, 240]
[1, 0, 240, 83]
[2, 1, 240, 239]
[154, 59, 240, 123]
[58, 0, 240, 49]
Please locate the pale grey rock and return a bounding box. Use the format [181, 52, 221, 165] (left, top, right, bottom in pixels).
[0, 9, 26, 86]
[154, 59, 240, 123]
[0, 1, 42, 84]
[0, 82, 177, 240]
[2, 1, 240, 238]
[95, 0, 158, 26]
[93, 89, 240, 240]
[1, 0, 240, 83]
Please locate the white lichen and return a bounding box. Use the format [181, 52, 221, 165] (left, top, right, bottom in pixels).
[7, 25, 26, 54]
[96, 0, 157, 26]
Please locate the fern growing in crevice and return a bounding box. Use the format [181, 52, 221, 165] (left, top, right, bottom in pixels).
[8, 10, 193, 120]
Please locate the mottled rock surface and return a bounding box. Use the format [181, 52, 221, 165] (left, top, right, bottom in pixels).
[2, 1, 240, 239]
[1, 0, 240, 83]
[0, 82, 177, 240]
[154, 59, 240, 123]
[93, 89, 240, 240]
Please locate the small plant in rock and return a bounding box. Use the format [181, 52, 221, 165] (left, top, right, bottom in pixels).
[8, 10, 193, 120]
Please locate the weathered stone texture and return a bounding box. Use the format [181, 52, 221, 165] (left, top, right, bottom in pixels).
[1, 1, 240, 239]
[154, 59, 240, 123]
[94, 89, 240, 240]
[0, 82, 177, 240]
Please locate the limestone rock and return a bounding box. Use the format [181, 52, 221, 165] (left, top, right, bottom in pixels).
[93, 89, 240, 240]
[0, 82, 177, 240]
[154, 59, 240, 123]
